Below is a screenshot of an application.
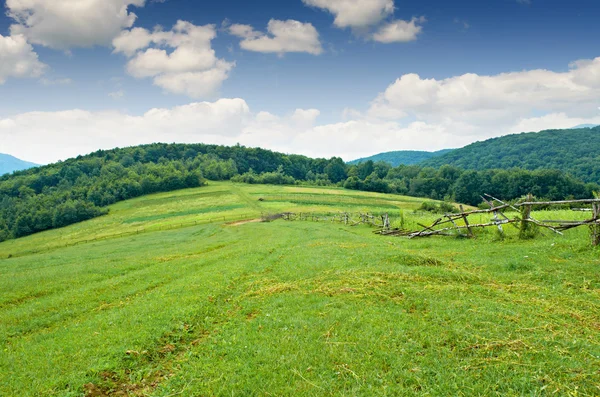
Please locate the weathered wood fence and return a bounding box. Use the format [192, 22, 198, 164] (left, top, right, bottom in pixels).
[274, 194, 600, 246]
[407, 194, 600, 245]
[276, 211, 393, 229]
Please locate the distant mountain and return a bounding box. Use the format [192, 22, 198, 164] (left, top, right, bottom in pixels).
[0, 154, 39, 175]
[421, 126, 600, 183]
[348, 149, 454, 167]
[571, 124, 598, 129]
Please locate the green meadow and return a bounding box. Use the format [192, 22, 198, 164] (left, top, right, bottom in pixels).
[0, 182, 599, 396]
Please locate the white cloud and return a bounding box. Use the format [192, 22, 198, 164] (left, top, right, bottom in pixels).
[152, 63, 233, 98]
[114, 21, 234, 98]
[302, 0, 394, 29]
[4, 56, 600, 165]
[372, 17, 425, 43]
[291, 109, 320, 125]
[229, 20, 323, 56]
[39, 77, 72, 86]
[292, 120, 462, 160]
[7, 0, 146, 50]
[509, 113, 600, 134]
[108, 90, 125, 99]
[112, 27, 153, 57]
[0, 33, 46, 84]
[0, 98, 251, 164]
[3, 98, 600, 166]
[369, 57, 600, 127]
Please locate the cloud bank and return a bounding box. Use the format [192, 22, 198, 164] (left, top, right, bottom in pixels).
[2, 51, 600, 165]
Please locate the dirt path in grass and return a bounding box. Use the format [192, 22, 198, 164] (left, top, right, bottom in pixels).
[227, 219, 263, 227]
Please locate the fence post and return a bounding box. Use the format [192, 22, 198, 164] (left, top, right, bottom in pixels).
[519, 194, 535, 239]
[591, 196, 600, 246]
[459, 205, 474, 237]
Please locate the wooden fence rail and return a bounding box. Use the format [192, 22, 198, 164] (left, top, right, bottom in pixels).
[405, 194, 600, 245]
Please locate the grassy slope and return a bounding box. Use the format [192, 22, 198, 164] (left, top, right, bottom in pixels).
[0, 182, 599, 396]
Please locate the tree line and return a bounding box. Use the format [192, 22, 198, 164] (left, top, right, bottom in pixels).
[421, 126, 600, 183]
[1, 143, 597, 242]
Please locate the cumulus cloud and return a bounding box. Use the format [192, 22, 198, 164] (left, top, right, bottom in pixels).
[0, 33, 46, 84]
[113, 21, 234, 98]
[112, 27, 154, 57]
[3, 99, 600, 166]
[372, 17, 425, 43]
[302, 0, 394, 29]
[0, 99, 251, 164]
[229, 20, 323, 56]
[4, 56, 600, 165]
[6, 0, 146, 50]
[301, 0, 425, 45]
[369, 57, 600, 127]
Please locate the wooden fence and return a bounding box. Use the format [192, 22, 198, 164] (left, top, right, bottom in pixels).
[273, 194, 600, 246]
[405, 194, 600, 245]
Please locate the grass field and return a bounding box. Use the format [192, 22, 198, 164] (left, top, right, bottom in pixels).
[1, 182, 599, 396]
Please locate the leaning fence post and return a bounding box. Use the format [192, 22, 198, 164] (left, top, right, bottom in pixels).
[459, 205, 474, 237]
[591, 194, 600, 246]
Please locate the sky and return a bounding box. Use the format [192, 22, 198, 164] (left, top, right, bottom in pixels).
[0, 0, 599, 165]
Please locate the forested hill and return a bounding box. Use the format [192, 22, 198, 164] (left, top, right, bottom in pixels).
[421, 127, 600, 183]
[0, 154, 39, 175]
[1, 142, 597, 242]
[0, 143, 346, 242]
[348, 149, 453, 167]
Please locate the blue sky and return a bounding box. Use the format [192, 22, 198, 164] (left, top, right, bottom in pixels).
[1, 0, 599, 164]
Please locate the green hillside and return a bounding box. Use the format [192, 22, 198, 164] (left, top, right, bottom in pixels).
[348, 149, 453, 167]
[421, 127, 600, 183]
[2, 142, 598, 243]
[1, 182, 598, 396]
[0, 153, 38, 175]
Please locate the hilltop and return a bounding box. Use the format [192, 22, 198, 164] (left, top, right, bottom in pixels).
[348, 149, 453, 167]
[0, 153, 38, 175]
[421, 126, 600, 183]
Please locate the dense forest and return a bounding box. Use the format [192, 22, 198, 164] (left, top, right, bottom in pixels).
[343, 161, 595, 206]
[421, 126, 600, 183]
[348, 149, 453, 167]
[1, 142, 597, 242]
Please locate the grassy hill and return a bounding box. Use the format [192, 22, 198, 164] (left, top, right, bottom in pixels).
[348, 149, 453, 166]
[421, 126, 600, 183]
[0, 153, 38, 175]
[1, 181, 599, 396]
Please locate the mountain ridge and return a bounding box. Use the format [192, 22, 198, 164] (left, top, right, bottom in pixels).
[0, 153, 39, 175]
[348, 149, 454, 167]
[420, 126, 600, 183]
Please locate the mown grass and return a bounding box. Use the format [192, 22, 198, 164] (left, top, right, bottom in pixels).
[0, 182, 599, 396]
